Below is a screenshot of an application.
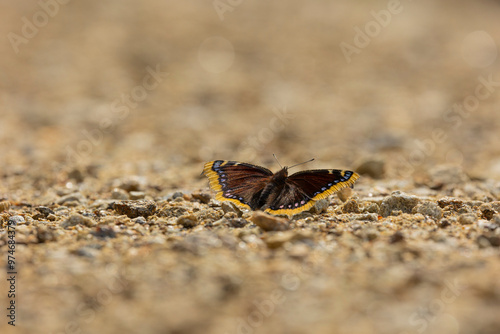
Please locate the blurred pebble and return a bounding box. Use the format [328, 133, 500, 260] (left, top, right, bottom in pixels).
[36, 206, 54, 217]
[458, 213, 477, 225]
[91, 226, 117, 238]
[380, 191, 420, 217]
[228, 218, 249, 228]
[221, 202, 243, 216]
[479, 203, 496, 220]
[67, 168, 85, 183]
[118, 177, 144, 192]
[264, 230, 314, 249]
[438, 219, 451, 228]
[57, 192, 85, 205]
[389, 231, 405, 243]
[342, 198, 360, 213]
[362, 202, 380, 214]
[477, 234, 500, 248]
[72, 247, 99, 258]
[36, 226, 58, 243]
[111, 188, 129, 200]
[192, 192, 211, 204]
[347, 213, 378, 221]
[288, 243, 310, 259]
[355, 159, 385, 179]
[413, 201, 443, 220]
[337, 187, 353, 202]
[9, 215, 26, 225]
[129, 191, 146, 200]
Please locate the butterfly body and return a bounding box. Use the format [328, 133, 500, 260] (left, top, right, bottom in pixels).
[203, 160, 359, 217]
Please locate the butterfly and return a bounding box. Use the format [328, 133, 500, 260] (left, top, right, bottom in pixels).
[202, 159, 359, 217]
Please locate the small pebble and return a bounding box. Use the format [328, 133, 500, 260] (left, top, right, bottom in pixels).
[221, 202, 243, 216]
[250, 211, 290, 231]
[458, 213, 477, 225]
[357, 227, 379, 241]
[380, 191, 420, 217]
[113, 201, 156, 218]
[362, 202, 380, 214]
[228, 218, 249, 228]
[355, 159, 385, 179]
[309, 199, 329, 214]
[111, 188, 129, 200]
[437, 197, 465, 209]
[263, 230, 313, 249]
[132, 217, 147, 225]
[428, 165, 469, 189]
[477, 234, 500, 248]
[118, 177, 143, 192]
[337, 187, 353, 202]
[91, 226, 117, 238]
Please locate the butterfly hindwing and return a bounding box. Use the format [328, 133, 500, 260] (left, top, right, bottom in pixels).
[203, 160, 273, 209]
[264, 169, 359, 216]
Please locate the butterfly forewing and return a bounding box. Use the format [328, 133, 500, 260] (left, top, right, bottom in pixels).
[288, 169, 359, 199]
[264, 169, 359, 216]
[203, 160, 273, 209]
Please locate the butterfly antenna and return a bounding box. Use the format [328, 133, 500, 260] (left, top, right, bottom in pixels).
[273, 154, 283, 168]
[289, 158, 315, 169]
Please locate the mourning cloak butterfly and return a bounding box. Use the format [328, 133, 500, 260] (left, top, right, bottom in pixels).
[202, 159, 359, 217]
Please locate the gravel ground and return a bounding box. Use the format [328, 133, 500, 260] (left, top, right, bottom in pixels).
[1, 1, 500, 334]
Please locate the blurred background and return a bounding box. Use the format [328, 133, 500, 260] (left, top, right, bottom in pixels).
[1, 0, 500, 194]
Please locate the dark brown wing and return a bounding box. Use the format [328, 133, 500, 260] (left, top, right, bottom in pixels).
[203, 160, 273, 209]
[265, 169, 359, 216]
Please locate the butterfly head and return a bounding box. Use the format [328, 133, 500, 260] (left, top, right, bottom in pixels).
[272, 166, 289, 182]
